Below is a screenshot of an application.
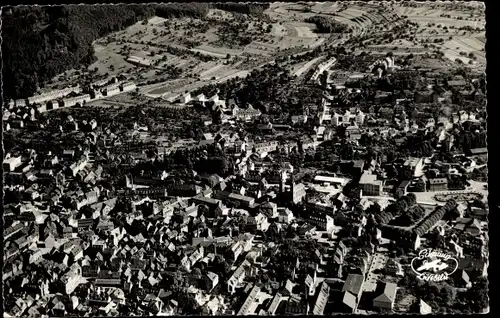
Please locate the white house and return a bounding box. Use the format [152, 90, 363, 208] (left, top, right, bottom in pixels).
[3, 156, 22, 172]
[180, 93, 192, 104]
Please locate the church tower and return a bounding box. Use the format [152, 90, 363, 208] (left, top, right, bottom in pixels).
[279, 170, 287, 194]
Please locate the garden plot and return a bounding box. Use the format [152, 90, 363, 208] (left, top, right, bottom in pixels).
[89, 44, 135, 77]
[292, 24, 318, 38]
[331, 14, 361, 33]
[394, 290, 417, 313]
[391, 39, 416, 47]
[458, 36, 486, 52]
[443, 37, 483, 54]
[146, 79, 192, 96]
[190, 48, 227, 59]
[126, 55, 155, 67]
[147, 16, 168, 25]
[155, 55, 181, 66]
[343, 7, 367, 19]
[309, 37, 326, 49]
[280, 22, 319, 40]
[408, 16, 481, 29]
[174, 60, 192, 70]
[191, 45, 242, 59]
[311, 2, 340, 14]
[217, 69, 250, 83]
[396, 7, 484, 29]
[335, 9, 360, 20]
[276, 37, 319, 51]
[269, 23, 288, 37]
[476, 35, 486, 44]
[243, 41, 279, 56]
[187, 61, 221, 77]
[442, 37, 485, 65]
[200, 63, 227, 80]
[206, 8, 234, 21]
[129, 49, 161, 60]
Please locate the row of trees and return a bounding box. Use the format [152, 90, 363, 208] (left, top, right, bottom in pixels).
[214, 3, 270, 16]
[375, 194, 417, 225]
[390, 204, 426, 227]
[305, 16, 351, 34]
[413, 199, 457, 236]
[155, 3, 211, 18]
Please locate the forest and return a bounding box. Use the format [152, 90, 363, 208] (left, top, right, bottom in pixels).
[2, 3, 270, 100]
[305, 16, 350, 34]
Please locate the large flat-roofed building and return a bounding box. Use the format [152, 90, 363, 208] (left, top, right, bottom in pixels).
[359, 172, 383, 196]
[469, 147, 487, 156]
[306, 200, 336, 215]
[228, 193, 255, 207]
[233, 105, 261, 122]
[190, 195, 222, 208]
[313, 175, 349, 187]
[428, 178, 448, 191]
[3, 156, 22, 172]
[253, 141, 278, 156]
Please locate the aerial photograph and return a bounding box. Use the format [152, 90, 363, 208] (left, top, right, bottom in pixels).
[2, 1, 488, 316]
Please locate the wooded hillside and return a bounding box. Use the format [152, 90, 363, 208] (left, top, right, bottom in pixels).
[2, 3, 271, 100]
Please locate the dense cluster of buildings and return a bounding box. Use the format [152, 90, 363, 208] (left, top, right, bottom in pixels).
[4, 78, 137, 131]
[3, 6, 488, 317]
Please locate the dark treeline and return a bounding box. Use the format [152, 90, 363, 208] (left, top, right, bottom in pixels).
[305, 15, 350, 33]
[2, 5, 156, 99]
[214, 3, 270, 15]
[2, 3, 271, 100]
[155, 3, 212, 18]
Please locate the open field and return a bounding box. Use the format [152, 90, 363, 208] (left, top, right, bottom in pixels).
[284, 22, 318, 38]
[44, 2, 485, 102]
[147, 79, 193, 96]
[395, 5, 484, 47]
[50, 2, 367, 92]
[310, 2, 340, 14]
[293, 56, 325, 77]
[397, 5, 484, 26]
[191, 45, 242, 58]
[72, 7, 336, 97]
[206, 8, 234, 21]
[442, 36, 486, 64]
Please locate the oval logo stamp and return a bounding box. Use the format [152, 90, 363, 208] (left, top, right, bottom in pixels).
[410, 248, 458, 282]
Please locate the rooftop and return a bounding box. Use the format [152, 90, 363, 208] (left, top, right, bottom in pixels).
[342, 274, 364, 296]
